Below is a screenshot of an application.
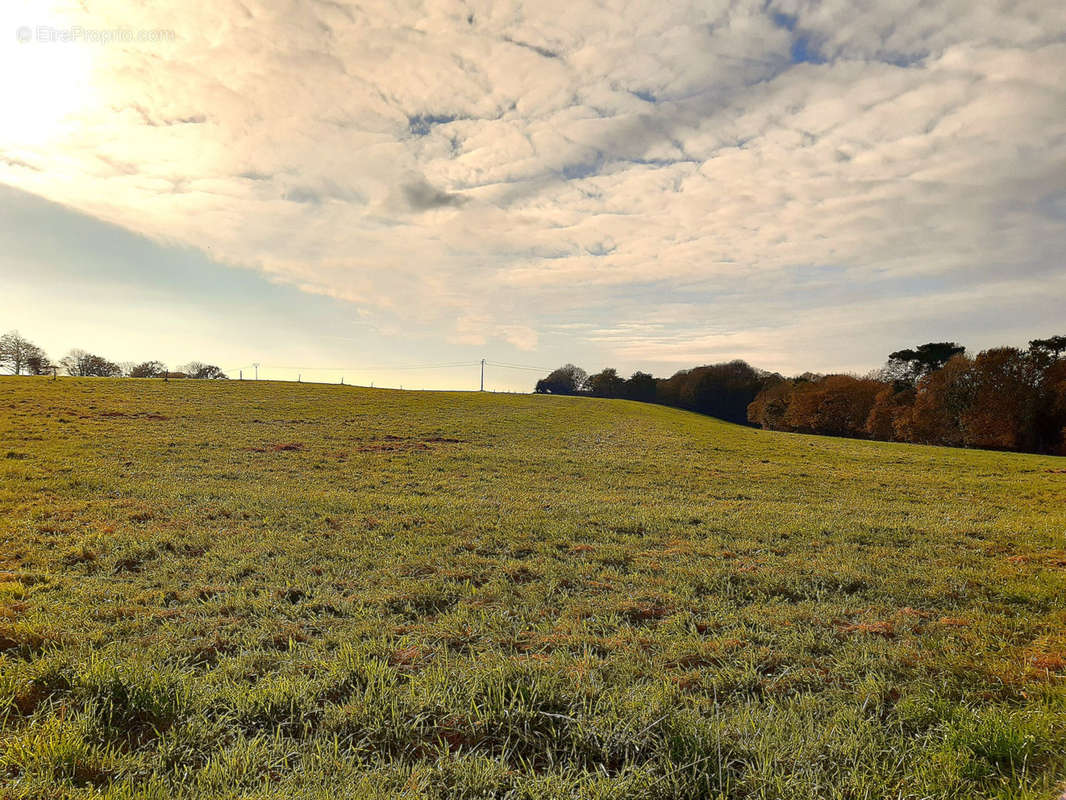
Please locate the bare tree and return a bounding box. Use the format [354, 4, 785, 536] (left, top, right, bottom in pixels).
[25, 351, 53, 375]
[60, 349, 121, 377]
[128, 361, 167, 378]
[181, 362, 228, 379]
[0, 331, 48, 375]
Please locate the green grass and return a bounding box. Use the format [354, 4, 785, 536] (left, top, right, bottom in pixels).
[1, 376, 1064, 799]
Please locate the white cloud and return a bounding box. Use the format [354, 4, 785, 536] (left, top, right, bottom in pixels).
[0, 0, 1064, 372]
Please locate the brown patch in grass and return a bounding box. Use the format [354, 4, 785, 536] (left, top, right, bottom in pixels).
[278, 587, 308, 604]
[667, 654, 721, 669]
[357, 436, 464, 453]
[938, 617, 970, 627]
[358, 441, 428, 452]
[0, 602, 27, 621]
[1010, 550, 1066, 567]
[247, 442, 305, 453]
[506, 566, 539, 584]
[665, 640, 743, 670]
[0, 624, 57, 655]
[389, 645, 429, 672]
[619, 600, 673, 625]
[514, 652, 551, 664]
[896, 607, 931, 619]
[1029, 653, 1066, 673]
[11, 681, 58, 716]
[70, 760, 113, 789]
[435, 713, 478, 750]
[265, 623, 310, 650]
[1024, 632, 1066, 677]
[402, 564, 437, 579]
[61, 546, 97, 566]
[188, 633, 239, 666]
[113, 555, 146, 573]
[98, 411, 168, 421]
[672, 671, 706, 692]
[840, 620, 895, 637]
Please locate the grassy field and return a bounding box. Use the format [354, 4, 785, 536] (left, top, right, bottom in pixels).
[1, 377, 1064, 799]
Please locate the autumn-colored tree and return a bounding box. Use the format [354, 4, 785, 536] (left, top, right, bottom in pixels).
[959, 348, 1040, 450]
[865, 386, 915, 441]
[1030, 354, 1066, 454]
[747, 380, 796, 430]
[655, 369, 688, 408]
[896, 354, 974, 446]
[584, 368, 626, 398]
[624, 371, 657, 403]
[779, 375, 883, 437]
[1051, 361, 1066, 455]
[538, 336, 1065, 455]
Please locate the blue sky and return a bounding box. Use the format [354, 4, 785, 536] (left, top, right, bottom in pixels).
[1, 0, 1064, 389]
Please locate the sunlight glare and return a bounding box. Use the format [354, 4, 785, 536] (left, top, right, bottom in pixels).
[0, 2, 98, 150]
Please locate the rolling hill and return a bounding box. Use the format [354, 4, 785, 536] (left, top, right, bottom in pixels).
[1, 377, 1064, 799]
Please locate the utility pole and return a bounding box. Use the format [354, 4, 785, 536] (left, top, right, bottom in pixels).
[253, 362, 260, 381]
[480, 358, 485, 391]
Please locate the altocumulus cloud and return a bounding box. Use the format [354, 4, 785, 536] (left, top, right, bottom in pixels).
[1, 0, 1065, 368]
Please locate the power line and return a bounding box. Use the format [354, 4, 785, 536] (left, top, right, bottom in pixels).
[485, 361, 552, 372]
[217, 358, 551, 391]
[228, 361, 480, 373]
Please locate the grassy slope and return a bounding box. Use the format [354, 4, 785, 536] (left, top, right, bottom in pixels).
[0, 377, 1064, 800]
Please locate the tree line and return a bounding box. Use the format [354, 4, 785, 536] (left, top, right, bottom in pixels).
[535, 335, 1066, 455]
[0, 331, 228, 380]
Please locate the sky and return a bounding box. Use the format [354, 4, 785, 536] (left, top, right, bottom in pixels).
[1, 0, 1064, 391]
